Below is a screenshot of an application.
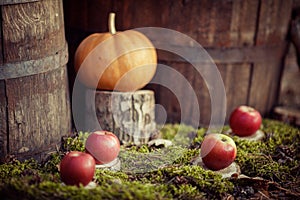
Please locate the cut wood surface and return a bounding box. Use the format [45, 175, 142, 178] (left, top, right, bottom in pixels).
[273, 106, 300, 127]
[226, 129, 266, 141]
[192, 156, 241, 179]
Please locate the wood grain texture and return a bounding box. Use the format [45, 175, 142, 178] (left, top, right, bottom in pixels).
[190, 63, 211, 126]
[0, 43, 68, 79]
[0, 81, 8, 159]
[0, 14, 3, 65]
[115, 0, 292, 124]
[112, 0, 262, 126]
[5, 67, 71, 156]
[0, 0, 39, 6]
[229, 0, 258, 46]
[249, 0, 292, 114]
[63, 0, 292, 126]
[86, 90, 156, 145]
[155, 45, 285, 63]
[0, 0, 71, 162]
[63, 0, 113, 96]
[219, 63, 251, 121]
[279, 45, 300, 107]
[273, 106, 300, 127]
[2, 0, 65, 63]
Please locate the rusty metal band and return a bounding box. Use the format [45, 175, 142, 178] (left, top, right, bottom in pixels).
[0, 43, 68, 80]
[0, 0, 40, 5]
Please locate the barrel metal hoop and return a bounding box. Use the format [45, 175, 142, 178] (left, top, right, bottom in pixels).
[0, 0, 41, 6]
[0, 43, 68, 80]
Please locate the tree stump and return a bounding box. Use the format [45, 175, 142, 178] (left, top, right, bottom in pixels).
[85, 90, 156, 145]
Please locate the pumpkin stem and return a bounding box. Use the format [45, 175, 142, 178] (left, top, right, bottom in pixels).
[108, 12, 116, 35]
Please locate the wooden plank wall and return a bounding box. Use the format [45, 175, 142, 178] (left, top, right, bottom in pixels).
[63, 0, 292, 126]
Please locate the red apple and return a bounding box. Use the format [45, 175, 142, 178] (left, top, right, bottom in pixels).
[229, 105, 262, 137]
[200, 133, 237, 171]
[85, 131, 120, 164]
[60, 151, 95, 186]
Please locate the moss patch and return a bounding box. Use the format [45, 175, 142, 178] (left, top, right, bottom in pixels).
[0, 119, 299, 199]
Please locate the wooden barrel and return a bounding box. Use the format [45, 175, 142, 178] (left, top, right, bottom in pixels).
[0, 0, 71, 162]
[64, 0, 292, 126]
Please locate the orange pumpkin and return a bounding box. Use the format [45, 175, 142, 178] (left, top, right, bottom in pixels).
[74, 13, 157, 91]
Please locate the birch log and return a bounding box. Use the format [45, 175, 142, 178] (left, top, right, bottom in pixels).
[85, 90, 156, 145]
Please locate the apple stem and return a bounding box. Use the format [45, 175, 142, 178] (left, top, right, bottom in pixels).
[108, 13, 116, 35]
[94, 131, 106, 135]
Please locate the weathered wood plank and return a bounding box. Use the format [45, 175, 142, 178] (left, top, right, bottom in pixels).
[149, 62, 180, 124]
[63, 0, 114, 94]
[2, 0, 65, 63]
[0, 0, 39, 6]
[255, 0, 293, 45]
[115, 0, 166, 29]
[279, 45, 300, 107]
[6, 66, 71, 156]
[0, 0, 71, 161]
[230, 0, 259, 46]
[156, 62, 200, 127]
[63, 0, 292, 126]
[156, 45, 285, 64]
[191, 63, 211, 126]
[224, 0, 258, 119]
[273, 106, 300, 127]
[0, 7, 2, 66]
[0, 80, 8, 161]
[64, 0, 113, 33]
[117, 0, 233, 47]
[219, 63, 251, 121]
[249, 0, 292, 114]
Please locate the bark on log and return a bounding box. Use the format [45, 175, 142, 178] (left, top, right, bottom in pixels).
[85, 90, 156, 145]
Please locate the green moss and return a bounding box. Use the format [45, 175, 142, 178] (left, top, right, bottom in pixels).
[94, 169, 129, 184]
[0, 120, 299, 199]
[146, 165, 234, 199]
[1, 173, 169, 200]
[62, 132, 89, 152]
[263, 119, 300, 153]
[169, 184, 204, 200]
[191, 128, 206, 144]
[159, 124, 199, 147]
[233, 119, 300, 182]
[119, 145, 188, 173]
[173, 148, 199, 165]
[167, 165, 234, 194]
[41, 152, 63, 174]
[0, 159, 40, 179]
